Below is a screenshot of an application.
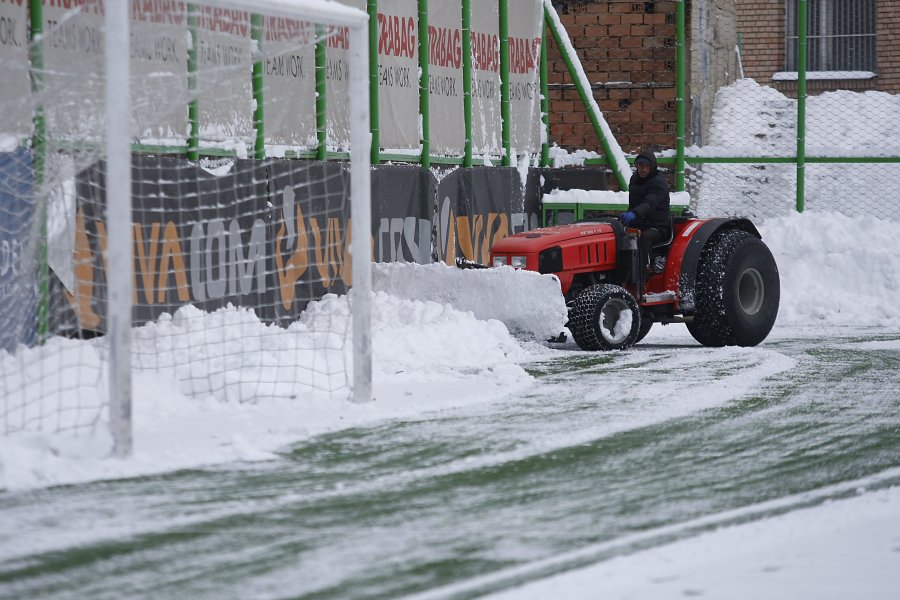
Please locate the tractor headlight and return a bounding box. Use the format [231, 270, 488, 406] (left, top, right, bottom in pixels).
[492, 255, 508, 267]
[511, 255, 527, 268]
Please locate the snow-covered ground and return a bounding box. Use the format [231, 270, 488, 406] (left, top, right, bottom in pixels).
[3, 77, 900, 596]
[482, 477, 900, 600]
[2, 209, 899, 598]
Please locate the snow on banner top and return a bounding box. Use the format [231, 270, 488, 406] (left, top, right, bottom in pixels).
[544, 189, 691, 208]
[212, 0, 367, 27]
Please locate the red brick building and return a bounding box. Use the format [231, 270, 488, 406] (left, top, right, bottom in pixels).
[738, 0, 900, 97]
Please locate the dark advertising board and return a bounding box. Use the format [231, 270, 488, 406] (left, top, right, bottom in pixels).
[372, 164, 435, 264]
[435, 167, 540, 266]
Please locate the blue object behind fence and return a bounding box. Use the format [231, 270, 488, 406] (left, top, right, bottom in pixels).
[0, 147, 36, 352]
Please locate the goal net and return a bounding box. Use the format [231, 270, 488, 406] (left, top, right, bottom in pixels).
[0, 0, 371, 455]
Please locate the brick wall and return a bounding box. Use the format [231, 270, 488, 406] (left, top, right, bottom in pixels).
[876, 0, 900, 93]
[546, 1, 677, 155]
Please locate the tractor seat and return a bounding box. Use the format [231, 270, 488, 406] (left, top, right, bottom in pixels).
[652, 214, 675, 252]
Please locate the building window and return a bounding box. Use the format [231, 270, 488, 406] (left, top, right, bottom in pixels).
[785, 0, 876, 72]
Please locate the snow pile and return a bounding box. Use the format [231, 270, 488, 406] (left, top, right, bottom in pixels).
[0, 282, 550, 489]
[374, 262, 567, 340]
[700, 78, 900, 156]
[760, 211, 900, 327]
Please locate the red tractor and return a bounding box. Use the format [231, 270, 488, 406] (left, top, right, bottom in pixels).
[489, 212, 780, 350]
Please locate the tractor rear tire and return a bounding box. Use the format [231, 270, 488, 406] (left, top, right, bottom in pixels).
[635, 315, 654, 344]
[570, 284, 641, 351]
[687, 228, 780, 347]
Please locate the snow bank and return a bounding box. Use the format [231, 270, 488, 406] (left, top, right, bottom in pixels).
[0, 273, 558, 490]
[374, 262, 567, 340]
[760, 211, 900, 327]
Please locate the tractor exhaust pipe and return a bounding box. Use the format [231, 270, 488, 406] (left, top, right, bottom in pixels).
[622, 231, 641, 285]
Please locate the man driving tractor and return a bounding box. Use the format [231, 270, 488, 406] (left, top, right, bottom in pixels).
[619, 150, 671, 274]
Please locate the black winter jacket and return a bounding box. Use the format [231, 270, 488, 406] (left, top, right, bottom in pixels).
[627, 152, 671, 231]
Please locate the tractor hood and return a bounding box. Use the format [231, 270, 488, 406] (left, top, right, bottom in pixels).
[493, 223, 616, 253]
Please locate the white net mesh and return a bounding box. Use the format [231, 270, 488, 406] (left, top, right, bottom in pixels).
[1, 0, 368, 444]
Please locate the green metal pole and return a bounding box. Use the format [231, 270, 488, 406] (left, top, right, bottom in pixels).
[540, 15, 550, 168]
[315, 25, 327, 161]
[418, 0, 430, 168]
[544, 8, 628, 190]
[675, 0, 686, 192]
[187, 4, 199, 160]
[368, 0, 380, 164]
[462, 0, 473, 168]
[251, 14, 265, 159]
[499, 0, 511, 167]
[29, 0, 48, 342]
[796, 0, 807, 212]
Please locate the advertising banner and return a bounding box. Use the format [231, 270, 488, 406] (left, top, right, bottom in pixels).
[41, 1, 106, 142]
[377, 0, 419, 151]
[0, 148, 35, 351]
[74, 157, 271, 327]
[195, 5, 253, 148]
[71, 157, 362, 328]
[427, 1, 464, 156]
[130, 1, 189, 144]
[372, 165, 434, 264]
[0, 0, 30, 139]
[435, 167, 539, 266]
[470, 0, 501, 157]
[267, 160, 353, 322]
[508, 0, 543, 155]
[262, 16, 317, 149]
[328, 0, 365, 150]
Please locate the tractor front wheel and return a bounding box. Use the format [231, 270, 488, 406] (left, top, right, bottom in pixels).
[687, 229, 780, 347]
[570, 284, 641, 351]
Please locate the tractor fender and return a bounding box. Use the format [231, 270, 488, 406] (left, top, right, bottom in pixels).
[674, 218, 761, 314]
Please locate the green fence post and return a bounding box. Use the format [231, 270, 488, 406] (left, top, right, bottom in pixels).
[540, 15, 550, 168]
[251, 14, 265, 159]
[499, 0, 511, 167]
[462, 0, 473, 168]
[315, 26, 327, 161]
[29, 0, 48, 342]
[418, 0, 430, 168]
[187, 4, 199, 160]
[796, 0, 807, 212]
[368, 0, 380, 164]
[675, 0, 686, 192]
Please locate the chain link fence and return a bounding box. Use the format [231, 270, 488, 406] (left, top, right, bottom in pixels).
[687, 77, 900, 221]
[683, 0, 900, 222]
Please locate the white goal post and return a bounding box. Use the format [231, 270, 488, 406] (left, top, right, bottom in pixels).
[0, 0, 371, 457]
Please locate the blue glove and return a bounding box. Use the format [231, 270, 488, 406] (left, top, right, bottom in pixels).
[619, 211, 636, 226]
